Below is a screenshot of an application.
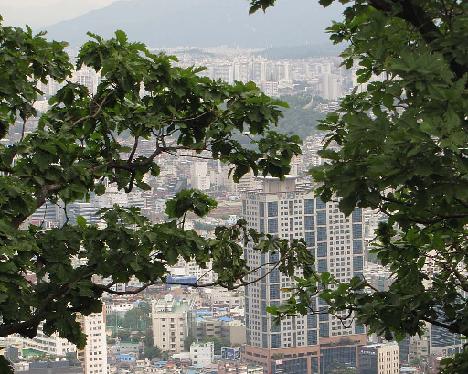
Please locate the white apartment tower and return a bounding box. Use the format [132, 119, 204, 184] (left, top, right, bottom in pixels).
[20, 309, 108, 374]
[242, 177, 367, 373]
[78, 309, 108, 374]
[190, 161, 211, 191]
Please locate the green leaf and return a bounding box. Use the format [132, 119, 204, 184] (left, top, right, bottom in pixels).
[76, 216, 87, 228]
[115, 29, 128, 44]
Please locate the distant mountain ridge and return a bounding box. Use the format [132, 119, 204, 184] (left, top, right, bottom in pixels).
[44, 0, 343, 48]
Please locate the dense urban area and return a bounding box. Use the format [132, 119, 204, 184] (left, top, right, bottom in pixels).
[0, 45, 463, 374]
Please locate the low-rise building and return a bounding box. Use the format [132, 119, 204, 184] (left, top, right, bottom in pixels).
[190, 341, 214, 368]
[359, 342, 400, 374]
[152, 295, 192, 354]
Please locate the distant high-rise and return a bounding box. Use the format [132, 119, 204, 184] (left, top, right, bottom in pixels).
[242, 177, 367, 374]
[190, 161, 211, 191]
[320, 73, 342, 101]
[77, 308, 108, 374]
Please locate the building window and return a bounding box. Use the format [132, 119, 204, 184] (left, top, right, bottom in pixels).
[259, 202, 265, 217]
[268, 202, 278, 217]
[353, 256, 364, 271]
[270, 251, 280, 263]
[355, 325, 365, 334]
[352, 208, 362, 223]
[304, 199, 314, 214]
[307, 330, 317, 345]
[317, 211, 327, 225]
[304, 216, 314, 230]
[307, 313, 317, 328]
[270, 284, 280, 300]
[268, 218, 278, 233]
[353, 239, 363, 254]
[304, 231, 315, 247]
[317, 242, 327, 257]
[319, 307, 329, 322]
[317, 227, 327, 242]
[317, 259, 327, 273]
[271, 334, 281, 348]
[270, 269, 280, 283]
[261, 285, 267, 299]
[352, 224, 363, 239]
[316, 198, 326, 210]
[319, 323, 330, 338]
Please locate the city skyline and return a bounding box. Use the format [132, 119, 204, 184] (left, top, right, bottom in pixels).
[0, 1, 465, 373]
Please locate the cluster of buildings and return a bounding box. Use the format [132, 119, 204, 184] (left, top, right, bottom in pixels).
[32, 49, 353, 105]
[175, 54, 349, 101]
[0, 49, 463, 374]
[2, 165, 463, 373]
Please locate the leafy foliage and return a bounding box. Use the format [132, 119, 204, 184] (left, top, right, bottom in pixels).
[250, 0, 468, 370]
[0, 18, 308, 364]
[165, 189, 218, 219]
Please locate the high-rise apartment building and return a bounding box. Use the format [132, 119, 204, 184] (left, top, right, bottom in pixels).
[359, 342, 400, 374]
[190, 161, 211, 191]
[242, 177, 367, 373]
[77, 309, 108, 374]
[19, 309, 108, 374]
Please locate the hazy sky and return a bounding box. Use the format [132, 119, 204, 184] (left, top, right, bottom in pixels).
[0, 0, 119, 28]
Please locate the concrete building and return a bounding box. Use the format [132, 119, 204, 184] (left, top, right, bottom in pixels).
[320, 73, 342, 101]
[259, 81, 279, 97]
[218, 361, 264, 374]
[190, 341, 214, 368]
[429, 323, 463, 358]
[77, 310, 108, 374]
[20, 322, 77, 357]
[359, 342, 399, 374]
[190, 161, 211, 191]
[22, 323, 76, 357]
[18, 310, 107, 374]
[242, 177, 367, 373]
[151, 295, 191, 354]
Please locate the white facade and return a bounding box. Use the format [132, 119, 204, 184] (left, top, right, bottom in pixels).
[320, 73, 342, 101]
[190, 341, 214, 368]
[190, 162, 211, 191]
[259, 81, 279, 97]
[359, 342, 400, 374]
[20, 323, 77, 356]
[242, 177, 366, 350]
[19, 311, 108, 374]
[78, 310, 108, 374]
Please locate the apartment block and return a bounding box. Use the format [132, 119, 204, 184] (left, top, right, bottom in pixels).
[152, 295, 191, 354]
[242, 177, 367, 373]
[359, 342, 399, 374]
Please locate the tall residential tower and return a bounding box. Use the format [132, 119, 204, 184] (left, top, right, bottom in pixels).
[242, 177, 367, 374]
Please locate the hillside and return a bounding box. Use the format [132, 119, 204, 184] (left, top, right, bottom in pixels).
[277, 94, 325, 139]
[44, 0, 343, 48]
